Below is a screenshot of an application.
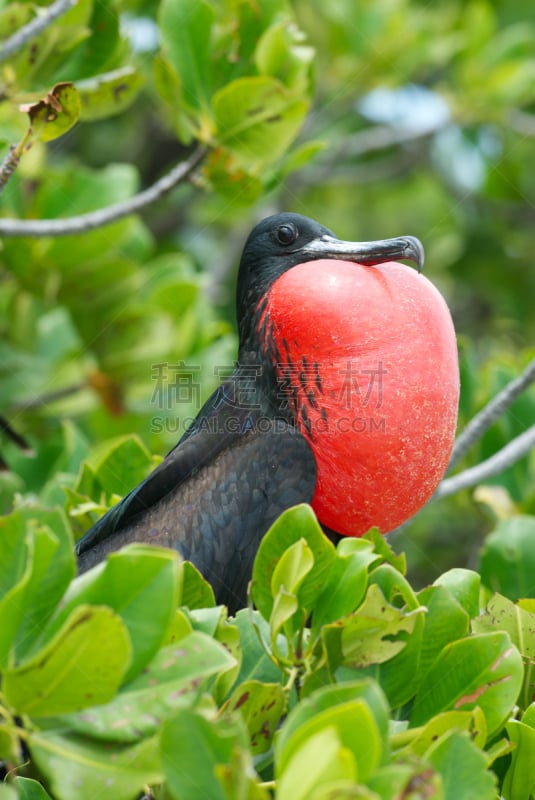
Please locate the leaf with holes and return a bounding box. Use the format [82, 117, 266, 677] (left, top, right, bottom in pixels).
[20, 83, 80, 143]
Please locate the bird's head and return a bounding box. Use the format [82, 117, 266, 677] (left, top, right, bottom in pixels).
[236, 212, 424, 346]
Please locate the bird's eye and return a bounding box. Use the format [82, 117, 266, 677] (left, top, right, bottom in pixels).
[273, 223, 298, 246]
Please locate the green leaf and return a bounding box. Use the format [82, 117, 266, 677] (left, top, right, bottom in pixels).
[213, 76, 309, 165]
[355, 567, 432, 708]
[311, 538, 376, 631]
[502, 719, 535, 800]
[58, 631, 237, 742]
[479, 515, 535, 600]
[21, 83, 81, 143]
[255, 19, 315, 91]
[161, 708, 253, 800]
[226, 680, 286, 755]
[153, 52, 197, 143]
[275, 683, 390, 797]
[78, 434, 153, 499]
[433, 568, 481, 619]
[426, 731, 497, 800]
[11, 508, 75, 661]
[472, 595, 535, 711]
[363, 528, 406, 574]
[269, 537, 313, 638]
[77, 67, 145, 121]
[233, 609, 286, 686]
[33, 166, 139, 221]
[270, 588, 300, 647]
[13, 777, 53, 800]
[0, 4, 33, 40]
[404, 709, 487, 757]
[276, 680, 390, 774]
[472, 593, 535, 658]
[276, 726, 357, 800]
[323, 583, 424, 670]
[0, 508, 75, 667]
[181, 561, 216, 609]
[52, 544, 181, 683]
[0, 721, 21, 763]
[523, 702, 535, 729]
[271, 538, 314, 597]
[186, 607, 241, 702]
[368, 564, 420, 610]
[28, 729, 161, 800]
[4, 1, 92, 87]
[187, 606, 226, 637]
[203, 150, 264, 205]
[0, 517, 35, 668]
[159, 0, 214, 117]
[161, 608, 193, 646]
[58, 0, 120, 80]
[411, 631, 524, 735]
[416, 584, 470, 683]
[369, 762, 442, 799]
[251, 504, 335, 621]
[3, 605, 131, 717]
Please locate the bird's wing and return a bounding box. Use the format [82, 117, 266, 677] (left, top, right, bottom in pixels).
[75, 383, 258, 556]
[76, 387, 317, 610]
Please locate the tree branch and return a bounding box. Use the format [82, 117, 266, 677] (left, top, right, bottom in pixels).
[0, 146, 21, 194]
[0, 0, 78, 64]
[435, 424, 535, 500]
[11, 383, 86, 411]
[0, 146, 208, 237]
[0, 415, 32, 452]
[448, 356, 535, 470]
[337, 118, 446, 159]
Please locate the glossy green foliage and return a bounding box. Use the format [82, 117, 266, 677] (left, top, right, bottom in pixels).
[1, 502, 534, 798]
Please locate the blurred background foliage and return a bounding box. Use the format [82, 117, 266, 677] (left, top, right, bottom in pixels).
[0, 0, 534, 586]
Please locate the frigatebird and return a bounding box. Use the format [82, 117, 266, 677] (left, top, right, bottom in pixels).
[76, 213, 424, 611]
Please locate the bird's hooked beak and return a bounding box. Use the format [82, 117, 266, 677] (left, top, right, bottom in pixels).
[300, 234, 425, 273]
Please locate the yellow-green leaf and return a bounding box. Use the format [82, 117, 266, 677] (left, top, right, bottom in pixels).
[20, 83, 80, 143]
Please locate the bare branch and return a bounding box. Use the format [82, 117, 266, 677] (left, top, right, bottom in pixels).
[11, 383, 86, 411]
[448, 356, 535, 470]
[338, 119, 446, 159]
[0, 0, 78, 64]
[0, 415, 33, 452]
[0, 146, 208, 237]
[435, 424, 535, 500]
[0, 146, 21, 193]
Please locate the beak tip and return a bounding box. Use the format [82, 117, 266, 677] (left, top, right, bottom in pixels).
[405, 236, 425, 273]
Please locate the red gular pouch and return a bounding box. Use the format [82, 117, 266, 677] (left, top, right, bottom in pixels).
[261, 258, 459, 537]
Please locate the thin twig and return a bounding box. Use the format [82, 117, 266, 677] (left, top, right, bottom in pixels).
[448, 356, 535, 470]
[0, 146, 208, 237]
[0, 0, 78, 64]
[435, 424, 535, 500]
[0, 415, 32, 452]
[0, 146, 21, 193]
[11, 383, 85, 411]
[338, 119, 446, 158]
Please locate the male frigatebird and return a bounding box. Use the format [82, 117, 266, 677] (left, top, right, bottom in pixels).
[77, 213, 441, 612]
